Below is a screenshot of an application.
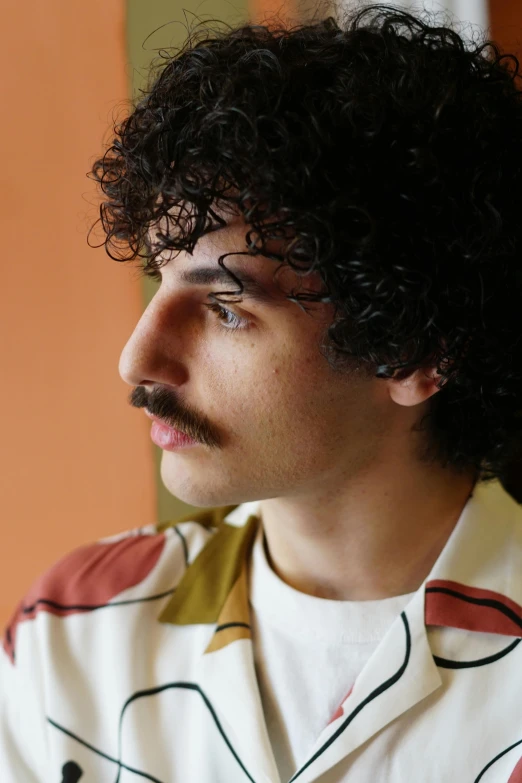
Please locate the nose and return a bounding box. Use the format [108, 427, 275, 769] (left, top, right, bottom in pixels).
[118, 292, 189, 389]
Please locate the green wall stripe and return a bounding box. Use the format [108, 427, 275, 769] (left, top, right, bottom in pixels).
[126, 0, 250, 523]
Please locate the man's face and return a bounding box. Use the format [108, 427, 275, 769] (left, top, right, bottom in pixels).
[119, 212, 390, 507]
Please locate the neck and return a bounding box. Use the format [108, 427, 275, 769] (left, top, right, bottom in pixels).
[258, 460, 477, 601]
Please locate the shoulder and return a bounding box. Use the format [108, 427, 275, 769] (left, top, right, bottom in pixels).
[2, 505, 238, 666]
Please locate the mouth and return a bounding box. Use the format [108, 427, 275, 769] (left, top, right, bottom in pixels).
[144, 409, 199, 449]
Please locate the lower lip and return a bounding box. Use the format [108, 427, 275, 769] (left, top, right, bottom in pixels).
[150, 421, 199, 450]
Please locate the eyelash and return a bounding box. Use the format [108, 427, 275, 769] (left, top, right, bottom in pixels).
[202, 302, 249, 332]
[141, 267, 248, 332]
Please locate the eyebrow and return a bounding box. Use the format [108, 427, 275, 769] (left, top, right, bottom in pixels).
[143, 228, 283, 306]
[178, 265, 282, 307]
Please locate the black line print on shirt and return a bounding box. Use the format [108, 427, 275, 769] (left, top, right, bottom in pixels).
[215, 622, 251, 633]
[61, 760, 83, 782]
[433, 637, 522, 669]
[4, 588, 177, 665]
[473, 737, 522, 782]
[426, 584, 522, 666]
[48, 681, 257, 783]
[19, 589, 177, 616]
[288, 611, 412, 783]
[173, 526, 190, 566]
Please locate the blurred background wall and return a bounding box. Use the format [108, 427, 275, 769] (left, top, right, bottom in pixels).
[0, 0, 517, 629]
[0, 0, 155, 630]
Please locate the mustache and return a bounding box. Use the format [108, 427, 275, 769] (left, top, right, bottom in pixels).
[129, 386, 221, 449]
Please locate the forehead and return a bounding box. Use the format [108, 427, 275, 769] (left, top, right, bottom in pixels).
[146, 204, 328, 300]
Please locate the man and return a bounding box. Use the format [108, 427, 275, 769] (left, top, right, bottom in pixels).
[3, 4, 522, 781]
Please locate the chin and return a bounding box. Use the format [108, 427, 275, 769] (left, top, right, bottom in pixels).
[159, 457, 242, 508]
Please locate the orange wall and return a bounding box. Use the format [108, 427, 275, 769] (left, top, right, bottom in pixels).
[489, 0, 522, 57]
[250, 0, 299, 25]
[0, 1, 156, 629]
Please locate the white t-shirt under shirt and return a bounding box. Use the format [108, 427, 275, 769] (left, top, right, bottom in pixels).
[248, 524, 416, 783]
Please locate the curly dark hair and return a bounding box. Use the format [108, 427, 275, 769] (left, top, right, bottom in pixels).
[88, 2, 522, 495]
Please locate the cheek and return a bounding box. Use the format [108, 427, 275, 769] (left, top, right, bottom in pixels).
[202, 330, 327, 428]
[216, 358, 296, 431]
[255, 356, 328, 431]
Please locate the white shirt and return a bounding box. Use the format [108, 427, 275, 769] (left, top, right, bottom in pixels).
[249, 525, 416, 781]
[2, 480, 522, 782]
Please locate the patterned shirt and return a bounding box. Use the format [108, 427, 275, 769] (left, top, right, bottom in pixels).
[2, 479, 522, 782]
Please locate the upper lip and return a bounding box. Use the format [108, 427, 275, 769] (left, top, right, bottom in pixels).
[144, 409, 180, 432]
[144, 408, 198, 443]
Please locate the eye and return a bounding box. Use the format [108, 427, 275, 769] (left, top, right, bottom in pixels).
[138, 267, 249, 332]
[203, 302, 249, 332]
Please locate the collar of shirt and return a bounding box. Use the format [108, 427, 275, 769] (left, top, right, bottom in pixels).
[155, 480, 522, 783]
[157, 480, 522, 645]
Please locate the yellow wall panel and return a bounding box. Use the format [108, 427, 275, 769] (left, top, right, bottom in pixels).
[127, 0, 250, 524]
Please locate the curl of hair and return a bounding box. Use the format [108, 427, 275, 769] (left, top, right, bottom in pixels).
[88, 2, 522, 491]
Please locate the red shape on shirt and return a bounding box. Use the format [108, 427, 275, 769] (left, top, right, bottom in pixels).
[2, 532, 167, 665]
[425, 579, 522, 637]
[327, 684, 354, 726]
[508, 755, 522, 781]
